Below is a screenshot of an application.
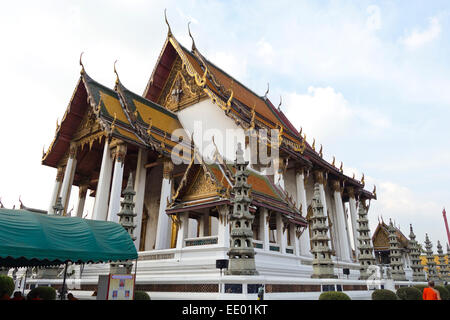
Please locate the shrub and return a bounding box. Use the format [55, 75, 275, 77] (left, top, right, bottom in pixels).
[371, 289, 398, 300]
[413, 285, 427, 293]
[27, 286, 56, 300]
[396, 287, 422, 300]
[319, 291, 351, 300]
[134, 291, 150, 300]
[445, 285, 450, 296]
[0, 275, 14, 298]
[434, 286, 449, 300]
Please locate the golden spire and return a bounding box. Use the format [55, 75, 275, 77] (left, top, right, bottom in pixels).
[264, 83, 270, 99]
[249, 101, 256, 130]
[373, 185, 377, 198]
[299, 126, 302, 136]
[226, 80, 234, 111]
[278, 123, 284, 145]
[319, 144, 323, 158]
[361, 173, 365, 186]
[332, 156, 335, 166]
[188, 21, 196, 51]
[312, 138, 315, 151]
[111, 113, 117, 131]
[339, 161, 343, 173]
[114, 60, 119, 85]
[79, 52, 85, 75]
[164, 9, 172, 37]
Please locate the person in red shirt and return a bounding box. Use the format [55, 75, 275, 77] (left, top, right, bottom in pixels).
[10, 291, 25, 301]
[423, 281, 441, 300]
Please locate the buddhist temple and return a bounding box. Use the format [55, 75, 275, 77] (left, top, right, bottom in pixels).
[10, 15, 438, 299]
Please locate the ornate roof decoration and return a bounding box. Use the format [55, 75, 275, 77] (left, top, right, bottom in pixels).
[42, 60, 191, 168]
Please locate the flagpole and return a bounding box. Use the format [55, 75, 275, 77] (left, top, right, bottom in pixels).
[443, 208, 450, 246]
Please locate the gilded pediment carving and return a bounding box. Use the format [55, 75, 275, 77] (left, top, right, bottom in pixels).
[158, 57, 207, 112]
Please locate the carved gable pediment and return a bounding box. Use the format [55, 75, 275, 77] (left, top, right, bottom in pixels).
[158, 57, 207, 112]
[373, 228, 389, 250]
[182, 168, 218, 201]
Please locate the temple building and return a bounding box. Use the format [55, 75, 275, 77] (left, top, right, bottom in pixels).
[29, 17, 397, 299]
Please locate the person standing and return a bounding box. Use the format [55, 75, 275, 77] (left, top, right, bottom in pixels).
[423, 281, 441, 300]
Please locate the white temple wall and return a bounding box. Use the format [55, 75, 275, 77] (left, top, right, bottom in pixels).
[143, 165, 163, 251]
[177, 99, 247, 163]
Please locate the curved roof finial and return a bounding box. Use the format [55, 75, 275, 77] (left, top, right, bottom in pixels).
[114, 60, 120, 85]
[264, 83, 270, 99]
[164, 9, 172, 36]
[278, 95, 282, 111]
[188, 21, 196, 51]
[79, 52, 85, 74]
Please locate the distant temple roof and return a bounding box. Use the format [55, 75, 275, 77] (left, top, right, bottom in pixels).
[372, 220, 410, 251]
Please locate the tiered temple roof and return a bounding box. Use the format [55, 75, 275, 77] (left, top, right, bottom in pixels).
[142, 28, 376, 201]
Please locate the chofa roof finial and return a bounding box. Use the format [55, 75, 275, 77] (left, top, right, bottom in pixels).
[264, 83, 270, 100]
[188, 21, 197, 51]
[79, 52, 85, 75]
[164, 9, 172, 37]
[278, 95, 282, 111]
[114, 60, 120, 85]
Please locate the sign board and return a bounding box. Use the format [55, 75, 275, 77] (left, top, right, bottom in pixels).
[106, 274, 135, 300]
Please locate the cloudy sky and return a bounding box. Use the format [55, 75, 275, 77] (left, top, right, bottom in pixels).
[0, 0, 449, 250]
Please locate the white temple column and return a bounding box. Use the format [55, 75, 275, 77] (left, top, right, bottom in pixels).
[176, 212, 189, 249]
[348, 187, 359, 252]
[92, 139, 114, 221]
[290, 223, 300, 256]
[296, 169, 312, 257]
[331, 180, 351, 262]
[343, 201, 354, 260]
[107, 142, 127, 223]
[59, 144, 77, 215]
[199, 212, 210, 237]
[276, 213, 287, 253]
[155, 159, 174, 250]
[218, 205, 230, 248]
[133, 149, 147, 250]
[75, 184, 88, 218]
[48, 166, 64, 214]
[261, 208, 270, 250]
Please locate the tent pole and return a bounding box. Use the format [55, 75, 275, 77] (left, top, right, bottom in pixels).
[22, 267, 28, 296]
[61, 262, 68, 300]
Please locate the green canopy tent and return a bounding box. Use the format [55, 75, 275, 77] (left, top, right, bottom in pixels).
[0, 208, 138, 299]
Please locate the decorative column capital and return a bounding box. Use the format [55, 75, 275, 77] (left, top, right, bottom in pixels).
[347, 186, 355, 199]
[313, 170, 324, 185]
[69, 143, 78, 159]
[295, 167, 305, 176]
[331, 180, 342, 193]
[162, 159, 175, 179]
[78, 184, 89, 198]
[110, 140, 127, 163]
[56, 166, 65, 182]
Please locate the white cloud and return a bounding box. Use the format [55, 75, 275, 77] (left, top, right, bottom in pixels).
[256, 38, 274, 65]
[208, 51, 248, 82]
[366, 5, 381, 31]
[401, 17, 441, 48]
[282, 86, 390, 145]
